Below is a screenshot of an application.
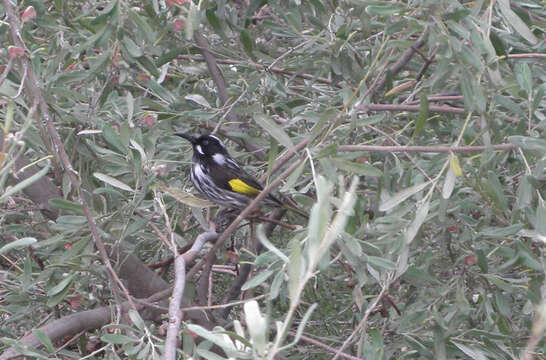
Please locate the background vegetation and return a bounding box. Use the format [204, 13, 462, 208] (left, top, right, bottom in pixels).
[0, 0, 545, 359]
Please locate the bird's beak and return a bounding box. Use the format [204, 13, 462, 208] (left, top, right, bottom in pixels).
[175, 133, 196, 144]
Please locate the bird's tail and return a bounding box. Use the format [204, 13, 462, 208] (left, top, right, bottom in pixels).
[268, 193, 309, 219]
[281, 203, 309, 219]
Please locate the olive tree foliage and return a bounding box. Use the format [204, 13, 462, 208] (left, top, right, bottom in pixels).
[0, 0, 545, 359]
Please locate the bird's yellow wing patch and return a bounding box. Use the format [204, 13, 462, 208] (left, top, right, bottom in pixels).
[228, 179, 261, 196]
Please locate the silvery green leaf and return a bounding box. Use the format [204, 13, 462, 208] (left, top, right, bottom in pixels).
[254, 113, 295, 152]
[257, 224, 289, 263]
[244, 301, 267, 354]
[497, 0, 538, 45]
[241, 270, 274, 291]
[442, 167, 456, 199]
[288, 241, 303, 305]
[94, 173, 134, 192]
[0, 160, 51, 202]
[0, 237, 37, 255]
[185, 94, 211, 109]
[379, 181, 430, 212]
[405, 199, 430, 244]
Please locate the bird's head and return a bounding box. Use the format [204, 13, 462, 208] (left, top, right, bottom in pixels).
[175, 133, 229, 159]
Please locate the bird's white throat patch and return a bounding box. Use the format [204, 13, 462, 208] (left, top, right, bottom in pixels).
[212, 153, 226, 165]
[195, 144, 204, 155]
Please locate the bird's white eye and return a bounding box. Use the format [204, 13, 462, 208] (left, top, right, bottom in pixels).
[213, 153, 226, 165]
[195, 145, 204, 155]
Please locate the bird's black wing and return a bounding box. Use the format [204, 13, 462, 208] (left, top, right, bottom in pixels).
[207, 160, 264, 195]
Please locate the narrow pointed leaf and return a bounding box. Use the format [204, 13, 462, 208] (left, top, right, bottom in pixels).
[379, 181, 430, 212]
[497, 0, 538, 45]
[406, 200, 430, 244]
[257, 224, 289, 262]
[241, 270, 274, 290]
[413, 92, 428, 138]
[47, 273, 76, 296]
[0, 160, 51, 202]
[288, 241, 303, 305]
[161, 185, 213, 207]
[254, 114, 295, 152]
[94, 173, 134, 192]
[0, 237, 37, 255]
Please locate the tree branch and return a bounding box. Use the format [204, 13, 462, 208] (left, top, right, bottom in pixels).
[374, 34, 427, 94]
[164, 230, 218, 360]
[193, 32, 230, 106]
[359, 103, 465, 114]
[358, 103, 521, 123]
[0, 304, 132, 360]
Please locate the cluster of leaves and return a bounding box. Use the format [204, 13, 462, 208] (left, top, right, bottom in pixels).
[0, 0, 545, 359]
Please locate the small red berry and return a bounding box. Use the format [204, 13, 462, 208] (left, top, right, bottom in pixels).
[22, 6, 36, 22]
[8, 46, 25, 58]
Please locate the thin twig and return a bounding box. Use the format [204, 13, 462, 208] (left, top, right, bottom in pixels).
[0, 57, 14, 87]
[332, 287, 388, 360]
[146, 241, 194, 270]
[502, 53, 546, 59]
[337, 143, 517, 153]
[415, 46, 438, 82]
[183, 294, 266, 312]
[212, 88, 247, 134]
[321, 39, 390, 141]
[406, 95, 463, 105]
[132, 298, 169, 312]
[255, 215, 298, 230]
[366, 124, 439, 191]
[287, 331, 360, 360]
[207, 264, 213, 307]
[374, 34, 427, 93]
[178, 54, 344, 89]
[359, 49, 393, 103]
[53, 330, 86, 355]
[359, 103, 465, 114]
[146, 218, 172, 249]
[266, 40, 311, 72]
[259, 138, 310, 182]
[360, 102, 520, 123]
[211, 266, 237, 276]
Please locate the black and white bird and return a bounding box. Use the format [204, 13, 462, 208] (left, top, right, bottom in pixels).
[176, 133, 307, 217]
